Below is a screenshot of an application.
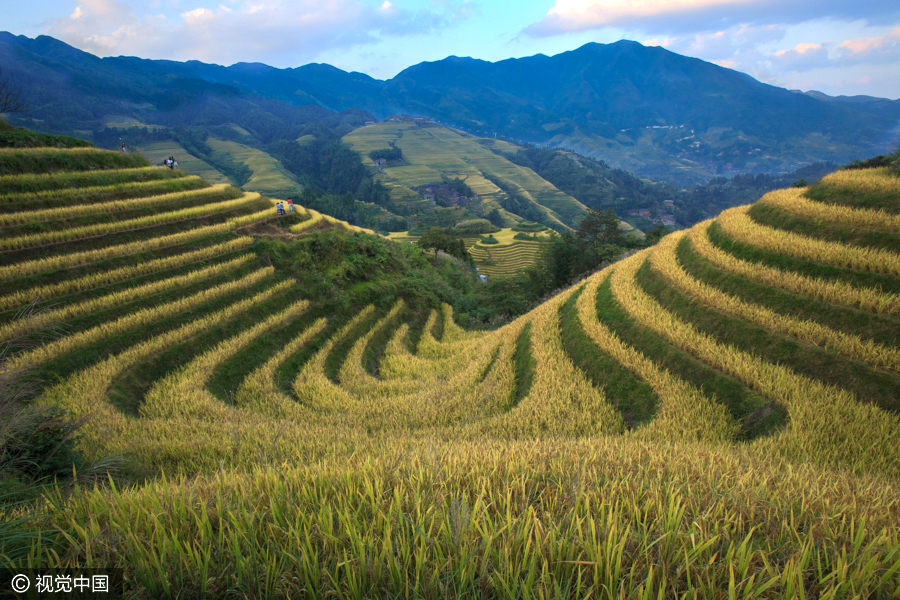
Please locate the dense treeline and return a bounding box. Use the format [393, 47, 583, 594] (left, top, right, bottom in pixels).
[369, 146, 403, 161]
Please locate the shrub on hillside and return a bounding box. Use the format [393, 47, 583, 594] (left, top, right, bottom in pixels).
[0, 130, 93, 149]
[369, 147, 402, 162]
[480, 235, 499, 244]
[453, 219, 498, 235]
[844, 138, 900, 173]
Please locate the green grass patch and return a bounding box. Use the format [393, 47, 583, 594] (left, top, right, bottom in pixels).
[0, 149, 148, 175]
[513, 323, 535, 406]
[0, 130, 93, 149]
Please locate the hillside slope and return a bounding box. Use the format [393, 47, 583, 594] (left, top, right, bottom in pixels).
[2, 147, 899, 597]
[344, 119, 591, 231]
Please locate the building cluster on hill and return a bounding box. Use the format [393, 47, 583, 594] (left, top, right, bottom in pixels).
[627, 201, 677, 226]
[387, 115, 429, 123]
[418, 184, 479, 207]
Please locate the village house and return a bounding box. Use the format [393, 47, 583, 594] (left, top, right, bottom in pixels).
[663, 199, 675, 208]
[639, 209, 651, 218]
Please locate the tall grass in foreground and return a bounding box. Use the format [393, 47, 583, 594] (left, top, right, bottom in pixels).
[15, 438, 900, 599]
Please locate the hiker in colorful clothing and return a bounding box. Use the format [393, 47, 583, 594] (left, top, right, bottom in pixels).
[276, 202, 285, 216]
[287, 197, 293, 213]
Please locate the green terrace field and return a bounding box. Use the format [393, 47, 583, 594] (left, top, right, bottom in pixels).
[138, 139, 301, 198]
[344, 120, 592, 230]
[2, 145, 900, 599]
[206, 138, 301, 198]
[137, 140, 231, 185]
[389, 227, 554, 277]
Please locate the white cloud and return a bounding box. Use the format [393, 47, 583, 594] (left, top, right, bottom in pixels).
[656, 21, 900, 97]
[837, 27, 900, 64]
[525, 0, 754, 36]
[524, 0, 900, 37]
[772, 42, 831, 71]
[45, 0, 473, 66]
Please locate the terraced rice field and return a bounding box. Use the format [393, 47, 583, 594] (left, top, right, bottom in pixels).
[137, 141, 231, 185]
[344, 121, 589, 229]
[389, 227, 552, 276]
[2, 148, 900, 599]
[206, 138, 301, 198]
[468, 238, 545, 276]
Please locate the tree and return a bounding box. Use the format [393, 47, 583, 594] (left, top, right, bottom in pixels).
[417, 228, 467, 264]
[0, 67, 28, 114]
[643, 223, 670, 246]
[577, 206, 623, 247]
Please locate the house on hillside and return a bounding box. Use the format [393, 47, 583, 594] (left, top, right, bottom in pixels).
[660, 214, 676, 226]
[639, 209, 651, 218]
[364, 121, 375, 126]
[663, 199, 675, 208]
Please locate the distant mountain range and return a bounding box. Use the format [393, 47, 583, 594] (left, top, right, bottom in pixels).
[2, 32, 898, 185]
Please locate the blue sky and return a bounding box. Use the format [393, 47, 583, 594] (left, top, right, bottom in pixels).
[5, 0, 900, 98]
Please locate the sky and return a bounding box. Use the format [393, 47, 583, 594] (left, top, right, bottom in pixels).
[4, 0, 900, 99]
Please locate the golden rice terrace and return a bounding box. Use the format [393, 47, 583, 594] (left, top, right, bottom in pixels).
[1, 147, 899, 599]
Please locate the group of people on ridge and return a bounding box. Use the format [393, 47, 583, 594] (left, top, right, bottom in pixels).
[276, 197, 294, 216]
[163, 156, 177, 169]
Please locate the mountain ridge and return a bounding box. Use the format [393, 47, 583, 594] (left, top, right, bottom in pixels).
[2, 32, 899, 184]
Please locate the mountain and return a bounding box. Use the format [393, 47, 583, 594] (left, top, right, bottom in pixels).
[1, 33, 898, 185]
[379, 42, 899, 184]
[796, 89, 900, 118]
